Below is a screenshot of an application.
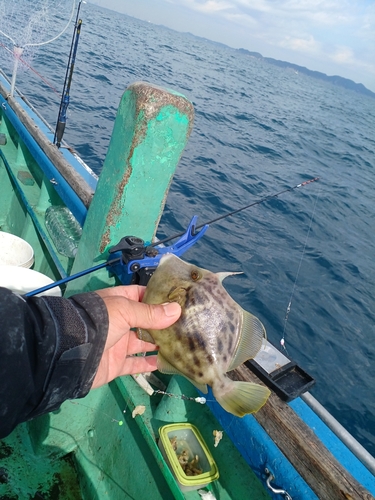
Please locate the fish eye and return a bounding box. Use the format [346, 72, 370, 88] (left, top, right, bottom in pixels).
[191, 270, 201, 281]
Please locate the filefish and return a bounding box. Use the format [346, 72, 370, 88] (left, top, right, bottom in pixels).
[138, 254, 271, 417]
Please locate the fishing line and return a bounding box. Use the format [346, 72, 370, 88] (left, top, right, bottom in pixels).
[156, 177, 320, 246]
[0, 45, 61, 95]
[69, 400, 124, 425]
[280, 181, 321, 354]
[153, 389, 209, 404]
[24, 177, 320, 297]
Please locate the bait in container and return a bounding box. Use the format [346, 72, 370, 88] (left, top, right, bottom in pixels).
[158, 423, 219, 492]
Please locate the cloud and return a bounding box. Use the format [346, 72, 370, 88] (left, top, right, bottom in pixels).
[90, 0, 375, 90]
[174, 0, 233, 13]
[279, 34, 321, 56]
[330, 46, 355, 64]
[178, 0, 373, 36]
[193, 0, 233, 12]
[179, 1, 374, 68]
[329, 44, 375, 78]
[223, 12, 258, 29]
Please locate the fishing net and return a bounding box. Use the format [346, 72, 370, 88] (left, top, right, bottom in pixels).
[0, 0, 75, 79]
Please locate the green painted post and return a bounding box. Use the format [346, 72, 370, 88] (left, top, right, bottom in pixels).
[66, 82, 194, 295]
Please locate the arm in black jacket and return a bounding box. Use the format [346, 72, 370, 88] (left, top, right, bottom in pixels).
[0, 287, 108, 438]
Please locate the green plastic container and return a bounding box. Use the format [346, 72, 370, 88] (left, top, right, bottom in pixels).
[158, 423, 219, 492]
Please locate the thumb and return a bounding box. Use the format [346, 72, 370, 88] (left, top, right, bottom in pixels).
[122, 299, 181, 330]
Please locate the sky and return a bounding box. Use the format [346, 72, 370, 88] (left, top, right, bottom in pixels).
[88, 0, 375, 93]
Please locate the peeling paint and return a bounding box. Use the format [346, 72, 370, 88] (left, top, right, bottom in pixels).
[101, 165, 132, 253]
[67, 82, 194, 295]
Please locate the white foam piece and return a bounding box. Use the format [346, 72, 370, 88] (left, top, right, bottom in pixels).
[0, 265, 61, 296]
[0, 232, 34, 268]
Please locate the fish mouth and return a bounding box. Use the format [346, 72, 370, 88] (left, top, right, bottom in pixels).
[167, 285, 188, 304]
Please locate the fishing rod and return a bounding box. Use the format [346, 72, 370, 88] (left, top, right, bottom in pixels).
[54, 0, 84, 147]
[25, 176, 319, 297]
[156, 176, 320, 246]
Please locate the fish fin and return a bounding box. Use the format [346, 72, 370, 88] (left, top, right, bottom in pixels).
[157, 354, 208, 393]
[216, 271, 243, 283]
[137, 328, 155, 344]
[227, 310, 266, 372]
[214, 379, 270, 417]
[157, 352, 181, 375]
[184, 377, 208, 394]
[167, 286, 187, 307]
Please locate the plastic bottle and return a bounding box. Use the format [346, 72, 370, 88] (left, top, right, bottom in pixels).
[45, 206, 82, 258]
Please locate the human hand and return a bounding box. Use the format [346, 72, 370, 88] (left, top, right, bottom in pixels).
[91, 285, 181, 388]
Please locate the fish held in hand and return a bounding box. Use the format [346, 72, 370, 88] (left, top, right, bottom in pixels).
[139, 254, 270, 417]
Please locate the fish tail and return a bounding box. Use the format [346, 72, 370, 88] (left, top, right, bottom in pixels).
[214, 379, 270, 417]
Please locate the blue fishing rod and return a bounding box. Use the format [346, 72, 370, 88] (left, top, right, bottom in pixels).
[54, 1, 84, 147]
[24, 177, 319, 297]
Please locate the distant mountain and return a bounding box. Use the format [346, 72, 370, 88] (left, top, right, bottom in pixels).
[88, 4, 374, 98]
[238, 48, 375, 99]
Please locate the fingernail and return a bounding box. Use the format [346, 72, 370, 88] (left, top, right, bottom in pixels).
[162, 302, 181, 317]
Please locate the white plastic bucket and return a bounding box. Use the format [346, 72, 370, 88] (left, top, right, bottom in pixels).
[0, 232, 34, 268]
[0, 265, 61, 297]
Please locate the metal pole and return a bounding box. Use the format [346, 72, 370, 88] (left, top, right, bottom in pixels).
[10, 46, 23, 97]
[301, 392, 375, 476]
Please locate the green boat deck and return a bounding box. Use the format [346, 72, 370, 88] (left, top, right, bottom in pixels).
[0, 375, 271, 499]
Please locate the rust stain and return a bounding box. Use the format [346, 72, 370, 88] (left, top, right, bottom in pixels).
[100, 165, 132, 254]
[131, 82, 194, 140]
[99, 82, 194, 254]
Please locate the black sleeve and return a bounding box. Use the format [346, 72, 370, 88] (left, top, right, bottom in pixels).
[0, 287, 109, 438]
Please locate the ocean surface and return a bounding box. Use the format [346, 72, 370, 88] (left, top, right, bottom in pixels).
[2, 2, 375, 457]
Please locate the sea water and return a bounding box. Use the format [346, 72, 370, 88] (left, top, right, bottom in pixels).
[2, 2, 374, 457]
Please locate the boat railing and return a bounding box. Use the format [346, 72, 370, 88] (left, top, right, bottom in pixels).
[230, 363, 375, 499]
[0, 76, 94, 215]
[0, 69, 68, 147]
[301, 392, 375, 476]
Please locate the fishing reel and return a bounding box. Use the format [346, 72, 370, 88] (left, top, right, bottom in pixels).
[25, 178, 319, 298]
[25, 216, 208, 297]
[107, 216, 209, 286]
